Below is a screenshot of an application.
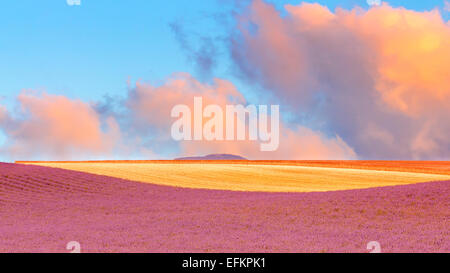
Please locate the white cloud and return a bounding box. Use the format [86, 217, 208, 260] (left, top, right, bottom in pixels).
[367, 0, 382, 6]
[444, 1, 450, 12]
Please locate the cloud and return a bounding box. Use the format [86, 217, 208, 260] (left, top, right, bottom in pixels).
[230, 0, 450, 159]
[3, 1, 448, 160]
[126, 72, 245, 133]
[125, 73, 356, 160]
[179, 124, 356, 160]
[170, 21, 219, 80]
[0, 73, 356, 161]
[367, 0, 381, 7]
[445, 1, 450, 12]
[0, 92, 121, 160]
[0, 105, 7, 124]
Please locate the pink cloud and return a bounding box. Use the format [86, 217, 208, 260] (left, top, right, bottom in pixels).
[127, 73, 356, 160]
[231, 0, 450, 159]
[445, 1, 450, 12]
[0, 73, 356, 160]
[127, 72, 245, 131]
[0, 105, 7, 124]
[0, 92, 120, 160]
[180, 124, 356, 160]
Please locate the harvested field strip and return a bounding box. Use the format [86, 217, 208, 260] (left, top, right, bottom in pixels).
[25, 162, 450, 192]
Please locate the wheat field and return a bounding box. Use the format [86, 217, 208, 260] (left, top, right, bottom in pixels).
[20, 162, 450, 192]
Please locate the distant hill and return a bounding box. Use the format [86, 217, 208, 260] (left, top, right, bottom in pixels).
[174, 154, 247, 160]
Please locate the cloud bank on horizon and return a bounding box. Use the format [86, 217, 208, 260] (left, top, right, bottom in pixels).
[0, 0, 449, 161]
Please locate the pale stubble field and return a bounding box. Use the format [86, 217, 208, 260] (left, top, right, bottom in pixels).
[21, 161, 450, 192]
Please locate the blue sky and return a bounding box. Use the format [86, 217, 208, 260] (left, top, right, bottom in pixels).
[0, 0, 449, 161]
[1, 0, 448, 105]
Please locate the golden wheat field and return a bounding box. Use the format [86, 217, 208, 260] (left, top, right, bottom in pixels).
[19, 161, 450, 192]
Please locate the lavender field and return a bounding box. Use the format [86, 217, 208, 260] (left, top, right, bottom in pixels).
[0, 162, 448, 253]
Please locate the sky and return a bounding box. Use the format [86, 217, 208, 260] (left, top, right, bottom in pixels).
[0, 0, 449, 161]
